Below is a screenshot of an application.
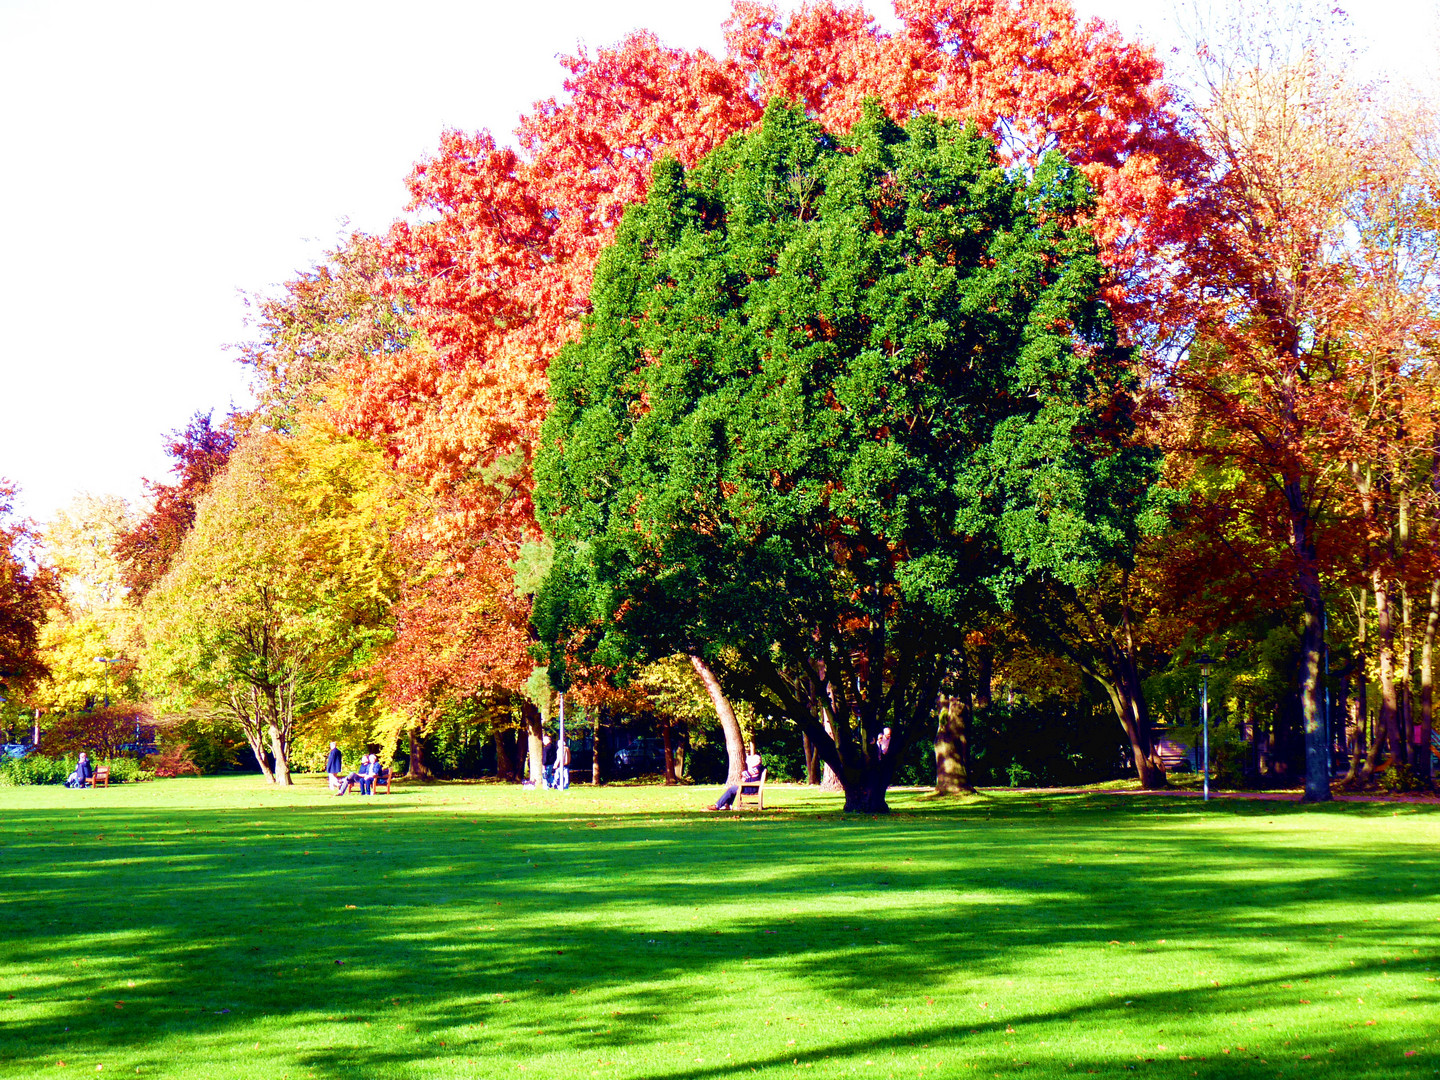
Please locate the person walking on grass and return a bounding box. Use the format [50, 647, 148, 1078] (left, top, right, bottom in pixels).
[704, 752, 763, 811]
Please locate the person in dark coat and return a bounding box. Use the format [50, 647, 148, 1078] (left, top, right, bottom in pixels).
[65, 753, 94, 789]
[541, 734, 558, 788]
[326, 742, 343, 791]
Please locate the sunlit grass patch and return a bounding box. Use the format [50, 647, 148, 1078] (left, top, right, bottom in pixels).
[0, 777, 1435, 1078]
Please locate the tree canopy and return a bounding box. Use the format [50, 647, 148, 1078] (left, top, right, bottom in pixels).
[535, 101, 1158, 810]
[142, 424, 407, 783]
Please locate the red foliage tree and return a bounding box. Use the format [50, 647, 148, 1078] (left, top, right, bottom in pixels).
[0, 479, 61, 692]
[322, 0, 1197, 712]
[114, 412, 236, 601]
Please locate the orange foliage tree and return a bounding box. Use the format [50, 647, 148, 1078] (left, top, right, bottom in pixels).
[1169, 13, 1440, 799]
[320, 0, 1196, 720]
[0, 480, 60, 694]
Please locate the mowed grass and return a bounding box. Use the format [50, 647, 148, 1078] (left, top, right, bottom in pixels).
[0, 778, 1437, 1079]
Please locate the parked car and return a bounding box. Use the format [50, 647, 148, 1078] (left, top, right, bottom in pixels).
[2, 743, 34, 759]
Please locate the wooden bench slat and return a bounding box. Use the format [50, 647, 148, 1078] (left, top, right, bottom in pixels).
[734, 768, 766, 811]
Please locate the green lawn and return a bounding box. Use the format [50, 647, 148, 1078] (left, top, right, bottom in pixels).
[0, 777, 1436, 1079]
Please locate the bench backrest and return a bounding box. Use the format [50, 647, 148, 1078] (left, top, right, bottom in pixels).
[94, 767, 110, 779]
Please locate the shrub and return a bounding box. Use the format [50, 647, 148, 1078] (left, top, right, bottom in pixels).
[152, 742, 202, 778]
[1379, 763, 1429, 794]
[162, 712, 247, 773]
[0, 754, 70, 785]
[0, 754, 149, 785]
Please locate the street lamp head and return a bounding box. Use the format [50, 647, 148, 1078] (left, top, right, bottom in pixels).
[1193, 653, 1217, 678]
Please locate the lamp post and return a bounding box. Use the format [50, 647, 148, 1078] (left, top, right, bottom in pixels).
[94, 657, 121, 708]
[556, 691, 567, 791]
[1193, 655, 1217, 801]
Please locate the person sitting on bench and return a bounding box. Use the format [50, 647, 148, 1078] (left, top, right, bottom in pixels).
[336, 754, 377, 796]
[357, 754, 381, 795]
[706, 752, 763, 810]
[65, 753, 94, 789]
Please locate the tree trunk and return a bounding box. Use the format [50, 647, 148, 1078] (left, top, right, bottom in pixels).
[1296, 560, 1332, 801]
[802, 731, 820, 785]
[407, 727, 432, 780]
[1401, 584, 1415, 768]
[268, 724, 292, 785]
[660, 715, 676, 785]
[975, 646, 993, 710]
[236, 687, 276, 782]
[495, 727, 517, 782]
[840, 760, 893, 813]
[1422, 578, 1438, 785]
[592, 705, 606, 786]
[1334, 661, 1352, 782]
[934, 693, 974, 795]
[1344, 588, 1369, 786]
[1372, 570, 1401, 772]
[261, 682, 293, 786]
[1096, 671, 1165, 789]
[818, 711, 844, 792]
[689, 654, 745, 786]
[245, 728, 274, 783]
[1278, 460, 1332, 801]
[521, 702, 544, 785]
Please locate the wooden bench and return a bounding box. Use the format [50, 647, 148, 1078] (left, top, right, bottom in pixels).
[733, 768, 766, 811]
[340, 768, 392, 794]
[86, 766, 110, 789]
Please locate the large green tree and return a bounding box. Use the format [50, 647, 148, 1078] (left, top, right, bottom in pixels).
[535, 101, 1156, 811]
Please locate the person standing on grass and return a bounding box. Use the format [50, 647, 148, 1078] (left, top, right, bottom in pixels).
[542, 733, 558, 788]
[704, 752, 763, 811]
[326, 741, 343, 792]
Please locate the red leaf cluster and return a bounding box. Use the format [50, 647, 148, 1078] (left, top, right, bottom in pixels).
[323, 0, 1196, 709]
[114, 412, 236, 602]
[0, 479, 61, 689]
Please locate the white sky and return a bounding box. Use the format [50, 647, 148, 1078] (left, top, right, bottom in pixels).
[1, 0, 1434, 525]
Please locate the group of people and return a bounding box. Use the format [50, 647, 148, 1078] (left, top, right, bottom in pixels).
[326, 742, 383, 796]
[540, 732, 571, 789]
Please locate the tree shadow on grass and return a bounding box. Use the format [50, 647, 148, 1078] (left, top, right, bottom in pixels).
[0, 792, 1436, 1077]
